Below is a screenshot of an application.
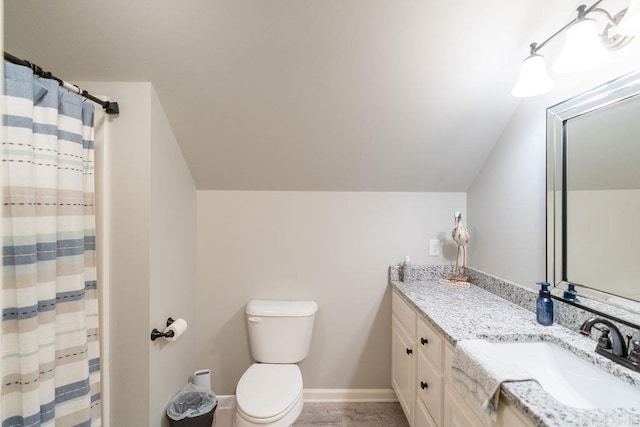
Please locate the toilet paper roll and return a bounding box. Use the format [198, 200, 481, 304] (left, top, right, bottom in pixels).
[193, 369, 212, 391]
[164, 318, 187, 341]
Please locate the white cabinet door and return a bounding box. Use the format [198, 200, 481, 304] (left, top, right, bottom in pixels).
[497, 401, 535, 427]
[415, 398, 438, 427]
[392, 316, 415, 425]
[443, 385, 483, 427]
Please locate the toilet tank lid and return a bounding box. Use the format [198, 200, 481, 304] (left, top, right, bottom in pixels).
[246, 300, 318, 317]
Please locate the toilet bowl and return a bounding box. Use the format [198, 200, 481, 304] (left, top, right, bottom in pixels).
[235, 364, 303, 427]
[234, 300, 318, 427]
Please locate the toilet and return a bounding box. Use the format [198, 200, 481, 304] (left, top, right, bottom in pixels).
[235, 300, 318, 427]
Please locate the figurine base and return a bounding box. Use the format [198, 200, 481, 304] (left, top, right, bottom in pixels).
[439, 278, 471, 288]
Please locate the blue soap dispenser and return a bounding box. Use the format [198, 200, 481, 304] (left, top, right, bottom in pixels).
[536, 282, 554, 326]
[563, 283, 579, 302]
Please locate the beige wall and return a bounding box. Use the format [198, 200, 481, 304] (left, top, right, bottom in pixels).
[79, 82, 197, 426]
[196, 191, 466, 394]
[149, 88, 198, 427]
[86, 82, 153, 426]
[467, 32, 640, 289]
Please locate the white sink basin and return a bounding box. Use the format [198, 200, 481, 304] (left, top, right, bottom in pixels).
[483, 341, 640, 409]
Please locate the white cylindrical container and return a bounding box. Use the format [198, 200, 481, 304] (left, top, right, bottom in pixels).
[403, 256, 412, 282]
[192, 369, 212, 391]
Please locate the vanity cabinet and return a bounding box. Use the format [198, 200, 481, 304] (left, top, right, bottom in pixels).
[392, 290, 417, 422]
[392, 290, 445, 427]
[392, 289, 534, 427]
[392, 315, 415, 420]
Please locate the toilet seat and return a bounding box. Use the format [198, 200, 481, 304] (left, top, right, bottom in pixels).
[236, 392, 303, 425]
[236, 364, 303, 424]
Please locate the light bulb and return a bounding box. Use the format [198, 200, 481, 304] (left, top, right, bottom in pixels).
[553, 19, 609, 73]
[511, 54, 554, 97]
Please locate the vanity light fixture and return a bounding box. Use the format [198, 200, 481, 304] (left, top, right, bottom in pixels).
[511, 0, 639, 97]
[553, 17, 609, 73]
[511, 49, 555, 97]
[618, 0, 640, 35]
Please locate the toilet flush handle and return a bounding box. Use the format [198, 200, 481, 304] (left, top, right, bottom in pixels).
[248, 317, 262, 323]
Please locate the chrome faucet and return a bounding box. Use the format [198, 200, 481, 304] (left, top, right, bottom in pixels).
[580, 317, 639, 373]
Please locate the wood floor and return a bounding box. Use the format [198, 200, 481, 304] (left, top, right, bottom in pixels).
[293, 402, 410, 427]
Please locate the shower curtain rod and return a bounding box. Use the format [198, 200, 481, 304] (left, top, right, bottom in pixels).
[4, 51, 120, 115]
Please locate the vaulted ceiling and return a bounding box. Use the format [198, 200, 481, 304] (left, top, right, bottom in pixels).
[5, 0, 579, 191]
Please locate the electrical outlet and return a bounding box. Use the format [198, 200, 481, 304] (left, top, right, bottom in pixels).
[429, 239, 440, 256]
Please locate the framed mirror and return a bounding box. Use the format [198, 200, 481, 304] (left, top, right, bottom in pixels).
[547, 69, 640, 328]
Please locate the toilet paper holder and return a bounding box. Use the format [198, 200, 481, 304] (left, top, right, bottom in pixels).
[150, 317, 175, 341]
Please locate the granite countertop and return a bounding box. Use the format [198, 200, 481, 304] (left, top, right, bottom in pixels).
[391, 280, 640, 427]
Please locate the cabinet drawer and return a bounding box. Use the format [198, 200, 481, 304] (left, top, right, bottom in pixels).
[417, 351, 443, 426]
[393, 291, 416, 337]
[417, 316, 443, 370]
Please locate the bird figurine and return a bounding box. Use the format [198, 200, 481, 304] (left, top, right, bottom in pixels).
[451, 211, 470, 281]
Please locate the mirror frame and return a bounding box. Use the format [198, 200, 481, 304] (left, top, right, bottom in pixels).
[547, 69, 640, 328]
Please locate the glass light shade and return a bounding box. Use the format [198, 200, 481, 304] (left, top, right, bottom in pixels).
[511, 54, 554, 97]
[617, 0, 640, 36]
[553, 19, 609, 73]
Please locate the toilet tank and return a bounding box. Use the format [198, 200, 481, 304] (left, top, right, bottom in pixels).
[246, 300, 318, 363]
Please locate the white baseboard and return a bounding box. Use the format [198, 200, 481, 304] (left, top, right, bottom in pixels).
[216, 395, 237, 410]
[215, 389, 397, 406]
[303, 389, 398, 403]
[214, 395, 236, 427]
[213, 389, 398, 426]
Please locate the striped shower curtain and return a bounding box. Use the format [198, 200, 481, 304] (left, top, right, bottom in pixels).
[1, 62, 101, 426]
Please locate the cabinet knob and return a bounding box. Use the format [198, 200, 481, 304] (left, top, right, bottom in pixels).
[420, 337, 428, 345]
[420, 381, 428, 390]
[406, 348, 413, 355]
